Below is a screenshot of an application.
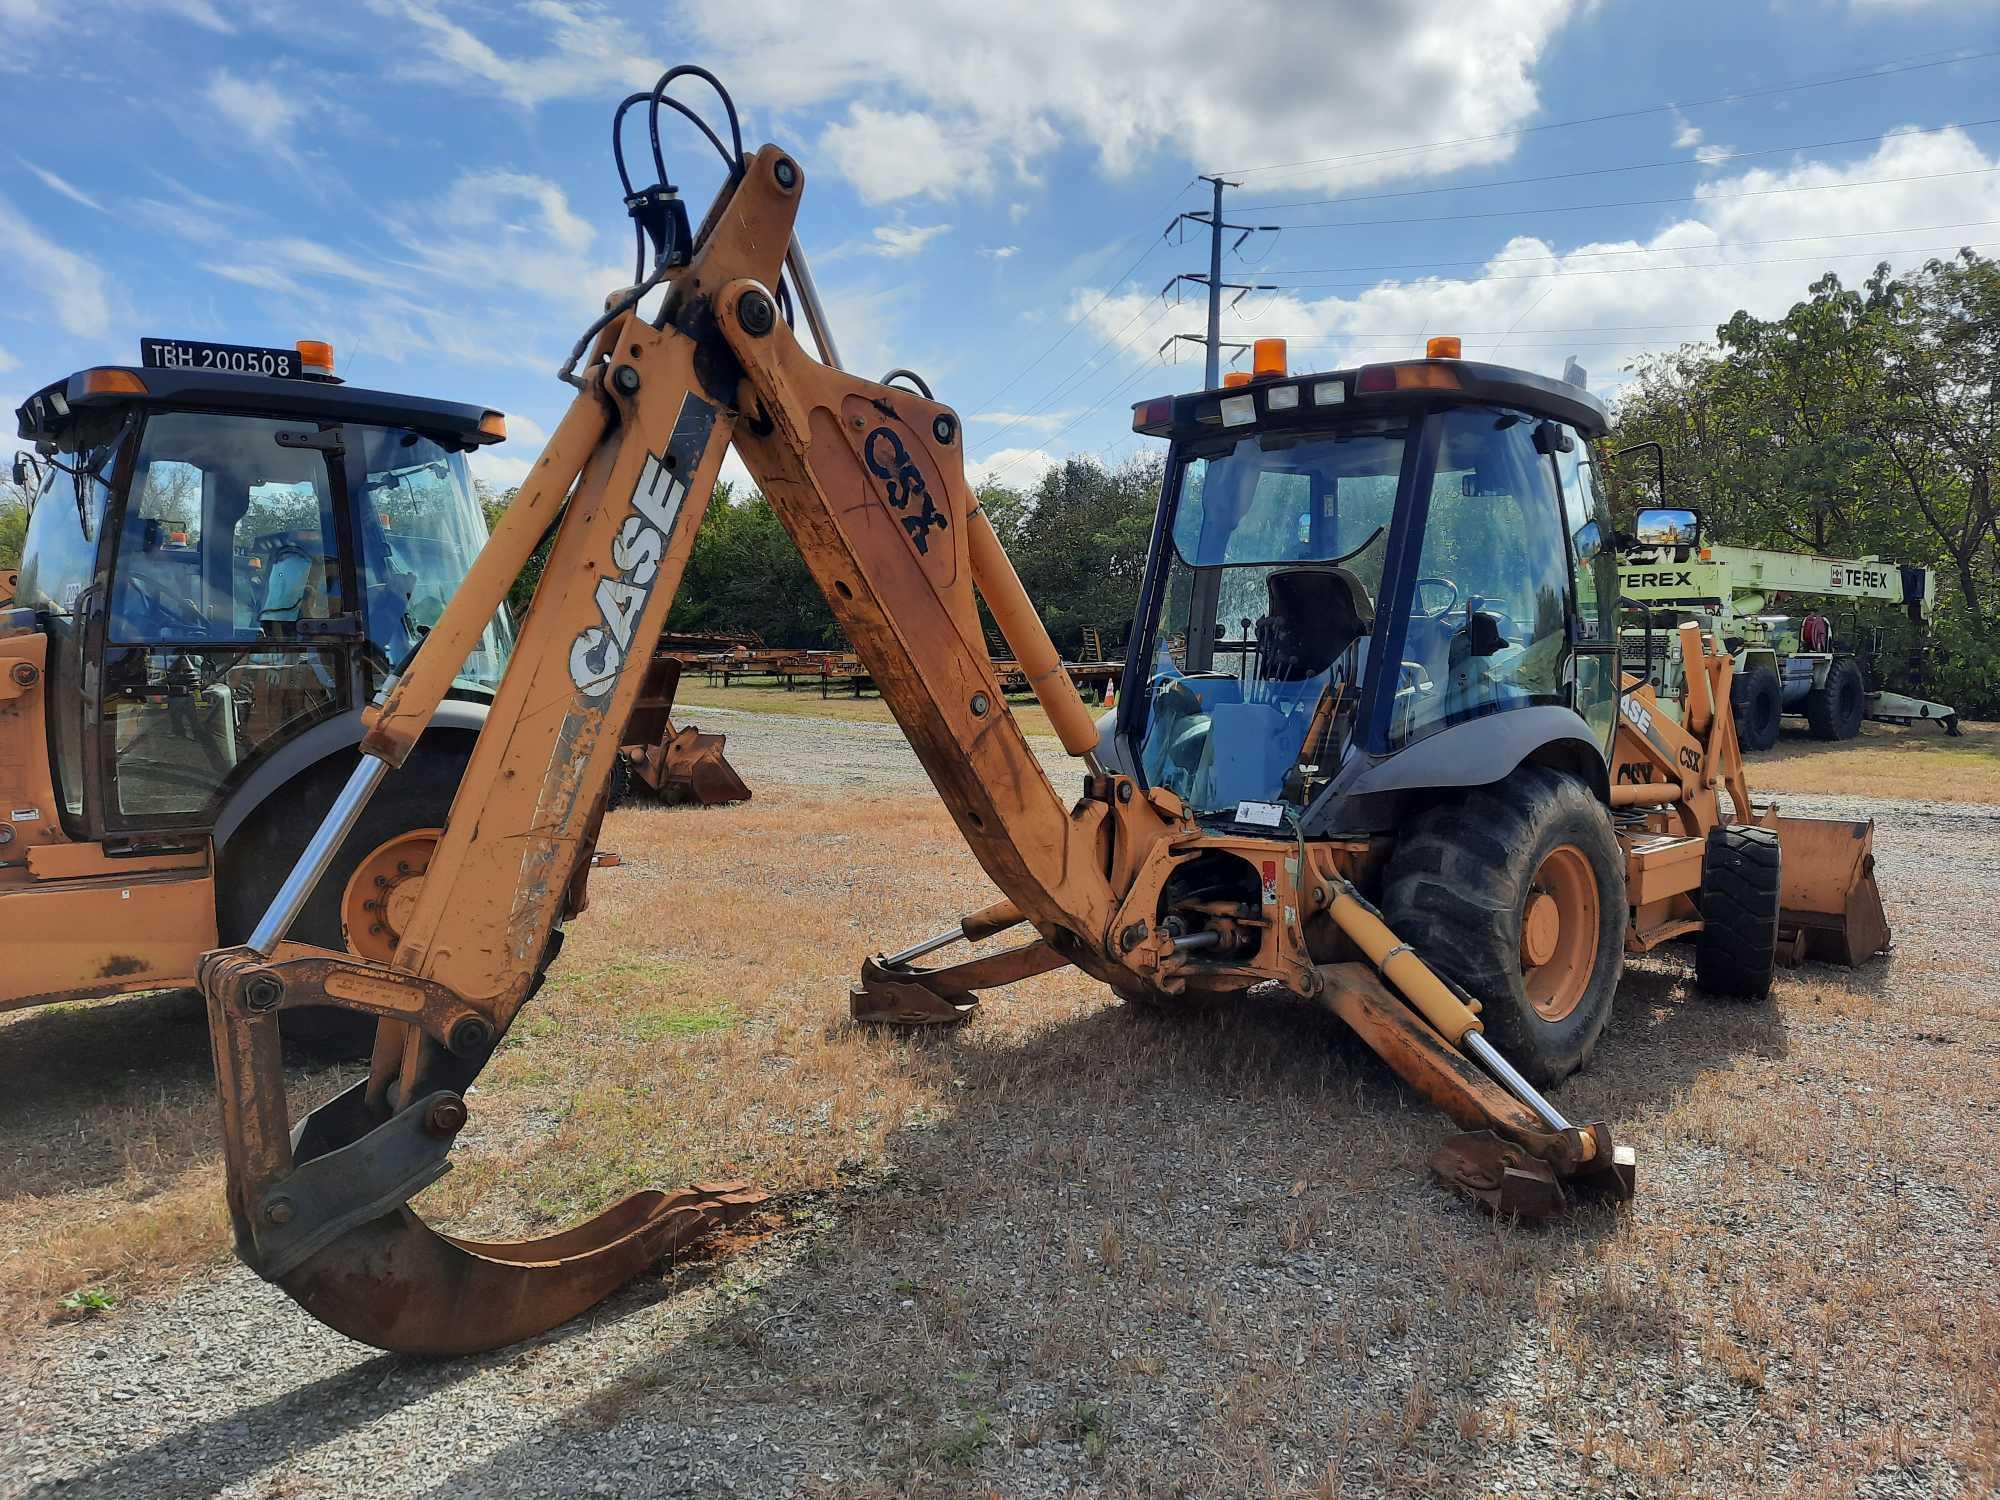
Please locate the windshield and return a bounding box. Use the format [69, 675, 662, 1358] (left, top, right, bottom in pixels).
[1134, 407, 1583, 821]
[349, 427, 513, 692]
[1137, 423, 1402, 819]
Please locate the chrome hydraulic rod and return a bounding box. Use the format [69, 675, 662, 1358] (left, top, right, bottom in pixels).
[247, 755, 389, 955]
[785, 235, 842, 371]
[882, 925, 969, 968]
[1463, 1030, 1572, 1134]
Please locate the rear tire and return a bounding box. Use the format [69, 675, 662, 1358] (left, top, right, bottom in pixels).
[1804, 658, 1865, 741]
[1731, 665, 1782, 752]
[1693, 826, 1781, 1000]
[1381, 765, 1627, 1087]
[218, 744, 471, 1059]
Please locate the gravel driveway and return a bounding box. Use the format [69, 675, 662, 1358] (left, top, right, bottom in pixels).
[6, 709, 1996, 1498]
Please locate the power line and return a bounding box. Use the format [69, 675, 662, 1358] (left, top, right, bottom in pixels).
[971, 296, 1178, 456]
[1261, 239, 1999, 290]
[1258, 218, 2000, 277]
[982, 355, 1170, 485]
[1235, 117, 2000, 214]
[1213, 45, 2000, 178]
[1262, 165, 2000, 232]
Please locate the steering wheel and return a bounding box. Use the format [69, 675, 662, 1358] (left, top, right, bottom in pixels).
[1412, 575, 1459, 621]
[1148, 672, 1203, 718]
[125, 573, 204, 632]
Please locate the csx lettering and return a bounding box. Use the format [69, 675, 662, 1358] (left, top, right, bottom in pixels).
[1678, 746, 1704, 774]
[863, 424, 950, 556]
[568, 452, 687, 700]
[1616, 762, 1654, 784]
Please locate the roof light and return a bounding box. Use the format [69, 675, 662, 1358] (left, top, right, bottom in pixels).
[1355, 361, 1461, 394]
[1219, 392, 1256, 426]
[1266, 384, 1299, 411]
[1131, 395, 1174, 435]
[296, 340, 335, 378]
[1313, 379, 1345, 406]
[1426, 335, 1462, 359]
[478, 410, 508, 442]
[1221, 371, 1253, 389]
[79, 369, 147, 397]
[1252, 338, 1287, 379]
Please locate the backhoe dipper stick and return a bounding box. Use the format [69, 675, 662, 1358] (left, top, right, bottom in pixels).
[199, 148, 802, 1357]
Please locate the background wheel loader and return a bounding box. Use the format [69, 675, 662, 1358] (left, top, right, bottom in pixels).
[182, 67, 1891, 1358]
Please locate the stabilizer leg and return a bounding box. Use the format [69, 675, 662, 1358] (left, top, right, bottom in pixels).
[1316, 963, 1635, 1219]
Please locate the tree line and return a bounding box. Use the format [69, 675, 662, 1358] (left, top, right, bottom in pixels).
[10, 248, 1993, 717]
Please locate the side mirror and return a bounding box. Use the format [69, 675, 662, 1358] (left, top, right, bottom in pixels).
[9, 451, 42, 492]
[1634, 507, 1701, 547]
[1572, 519, 1604, 565]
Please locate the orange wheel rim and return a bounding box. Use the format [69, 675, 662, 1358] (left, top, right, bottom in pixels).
[1520, 843, 1599, 1022]
[339, 828, 440, 963]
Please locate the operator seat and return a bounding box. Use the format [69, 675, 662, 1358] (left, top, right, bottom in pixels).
[1192, 566, 1376, 809]
[1255, 564, 1374, 681]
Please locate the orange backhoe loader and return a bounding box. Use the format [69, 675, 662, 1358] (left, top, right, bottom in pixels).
[175, 68, 1888, 1357]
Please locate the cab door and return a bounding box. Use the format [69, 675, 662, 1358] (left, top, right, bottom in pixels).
[93, 411, 363, 833]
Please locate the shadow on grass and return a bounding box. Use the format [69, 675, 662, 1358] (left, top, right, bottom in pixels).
[24, 957, 1789, 1499]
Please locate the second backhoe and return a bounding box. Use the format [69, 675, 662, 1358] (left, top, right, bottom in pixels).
[185, 67, 1889, 1357]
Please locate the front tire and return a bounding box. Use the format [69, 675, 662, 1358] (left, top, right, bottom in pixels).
[1804, 658, 1865, 741]
[1382, 765, 1627, 1087]
[1693, 826, 1781, 1000]
[1731, 665, 1782, 752]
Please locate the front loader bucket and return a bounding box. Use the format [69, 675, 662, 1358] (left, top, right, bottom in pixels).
[1771, 814, 1891, 966]
[657, 724, 752, 805]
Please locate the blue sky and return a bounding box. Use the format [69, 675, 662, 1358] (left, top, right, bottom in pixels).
[4, 1, 1997, 497]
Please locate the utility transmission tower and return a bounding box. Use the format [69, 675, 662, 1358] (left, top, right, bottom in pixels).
[1161, 174, 1280, 387]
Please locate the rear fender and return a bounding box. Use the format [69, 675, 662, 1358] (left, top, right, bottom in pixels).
[211, 702, 489, 855]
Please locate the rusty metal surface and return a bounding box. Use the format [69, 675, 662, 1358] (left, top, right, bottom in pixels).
[850, 938, 1067, 1025]
[278, 1183, 764, 1357]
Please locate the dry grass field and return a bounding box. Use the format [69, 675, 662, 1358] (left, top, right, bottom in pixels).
[3, 705, 1996, 1497]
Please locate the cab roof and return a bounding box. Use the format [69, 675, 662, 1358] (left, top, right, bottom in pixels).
[15, 365, 506, 450]
[1133, 357, 1611, 445]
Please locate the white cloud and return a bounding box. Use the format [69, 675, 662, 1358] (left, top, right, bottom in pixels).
[366, 0, 661, 109]
[1672, 111, 1702, 150]
[150, 0, 234, 31]
[0, 0, 51, 25]
[966, 445, 1060, 488]
[506, 412, 548, 446]
[384, 169, 627, 317]
[469, 450, 534, 491]
[819, 104, 1000, 204]
[969, 409, 1078, 433]
[692, 1, 1580, 199]
[1073, 127, 2000, 396]
[17, 160, 102, 212]
[0, 194, 110, 336]
[0, 346, 19, 374]
[204, 69, 308, 164]
[867, 220, 951, 258]
[981, 244, 1019, 260]
[1693, 143, 1733, 168]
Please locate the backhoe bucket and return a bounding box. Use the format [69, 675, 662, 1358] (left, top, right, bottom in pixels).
[655, 724, 752, 805]
[279, 1182, 765, 1357]
[617, 653, 751, 806]
[1770, 814, 1891, 966]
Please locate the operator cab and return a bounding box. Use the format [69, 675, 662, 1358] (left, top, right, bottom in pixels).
[1120, 338, 1618, 834]
[11, 338, 515, 839]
